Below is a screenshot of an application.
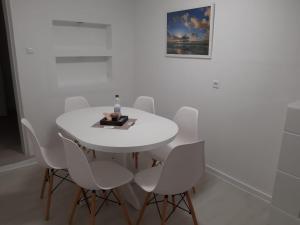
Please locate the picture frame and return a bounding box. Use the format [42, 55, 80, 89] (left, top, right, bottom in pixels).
[166, 4, 215, 59]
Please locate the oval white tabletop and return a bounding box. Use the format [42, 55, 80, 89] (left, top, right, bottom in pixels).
[56, 107, 178, 153]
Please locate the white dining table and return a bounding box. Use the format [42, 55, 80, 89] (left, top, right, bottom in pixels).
[56, 106, 178, 209]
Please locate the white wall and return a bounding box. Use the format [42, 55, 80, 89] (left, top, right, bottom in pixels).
[134, 0, 300, 195]
[8, 0, 135, 151]
[8, 0, 300, 196]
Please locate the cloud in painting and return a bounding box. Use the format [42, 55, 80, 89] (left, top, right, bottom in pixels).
[178, 8, 211, 30]
[181, 12, 191, 28]
[204, 7, 211, 17]
[190, 16, 209, 29]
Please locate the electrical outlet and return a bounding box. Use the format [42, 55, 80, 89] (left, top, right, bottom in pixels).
[212, 80, 220, 89]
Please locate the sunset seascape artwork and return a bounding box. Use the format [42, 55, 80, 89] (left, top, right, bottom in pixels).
[166, 5, 214, 58]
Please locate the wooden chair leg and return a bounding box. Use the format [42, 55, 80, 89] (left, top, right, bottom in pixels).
[192, 187, 196, 194]
[160, 195, 168, 225]
[45, 169, 54, 220]
[89, 191, 96, 225]
[135, 153, 139, 169]
[69, 186, 82, 225]
[113, 189, 132, 225]
[40, 168, 49, 199]
[136, 192, 152, 225]
[151, 159, 157, 167]
[186, 192, 199, 225]
[92, 150, 96, 159]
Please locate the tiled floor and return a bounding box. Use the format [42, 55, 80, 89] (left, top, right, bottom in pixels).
[0, 163, 270, 225]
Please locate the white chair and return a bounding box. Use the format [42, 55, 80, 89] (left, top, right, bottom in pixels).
[59, 133, 133, 225]
[64, 96, 90, 113]
[133, 96, 156, 114]
[135, 141, 205, 225]
[21, 118, 69, 220]
[132, 96, 156, 169]
[64, 96, 96, 159]
[148, 106, 199, 164]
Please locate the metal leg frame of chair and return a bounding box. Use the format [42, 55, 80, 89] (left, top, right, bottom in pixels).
[136, 191, 199, 225]
[69, 185, 132, 225]
[151, 159, 197, 194]
[40, 168, 74, 220]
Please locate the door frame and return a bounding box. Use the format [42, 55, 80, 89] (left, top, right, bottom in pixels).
[1, 0, 29, 156]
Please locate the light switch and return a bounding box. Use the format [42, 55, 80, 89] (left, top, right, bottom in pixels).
[25, 48, 34, 54]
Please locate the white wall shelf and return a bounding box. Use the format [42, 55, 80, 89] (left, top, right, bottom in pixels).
[52, 20, 112, 51]
[54, 46, 112, 58]
[52, 19, 113, 92]
[55, 56, 112, 89]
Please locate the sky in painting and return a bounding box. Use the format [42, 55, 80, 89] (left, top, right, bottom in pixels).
[167, 6, 211, 41]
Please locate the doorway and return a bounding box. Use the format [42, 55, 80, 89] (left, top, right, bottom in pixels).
[0, 1, 26, 166]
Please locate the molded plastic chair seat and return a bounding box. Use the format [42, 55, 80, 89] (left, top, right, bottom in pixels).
[21, 118, 69, 221]
[41, 146, 67, 169]
[133, 96, 155, 114]
[147, 138, 185, 162]
[134, 165, 162, 193]
[59, 133, 134, 225]
[89, 160, 133, 190]
[147, 107, 199, 165]
[147, 145, 172, 162]
[64, 96, 96, 159]
[132, 96, 156, 169]
[64, 96, 90, 113]
[135, 141, 205, 225]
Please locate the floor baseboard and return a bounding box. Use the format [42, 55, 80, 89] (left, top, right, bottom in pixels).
[206, 165, 272, 203]
[0, 158, 37, 173]
[0, 158, 272, 203]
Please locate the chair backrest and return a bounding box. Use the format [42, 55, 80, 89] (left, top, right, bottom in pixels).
[133, 96, 155, 114]
[154, 141, 205, 195]
[64, 96, 90, 113]
[21, 118, 49, 168]
[58, 133, 97, 190]
[173, 106, 199, 143]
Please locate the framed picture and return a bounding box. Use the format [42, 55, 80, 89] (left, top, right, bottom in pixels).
[166, 4, 215, 58]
